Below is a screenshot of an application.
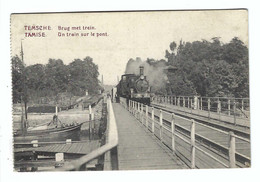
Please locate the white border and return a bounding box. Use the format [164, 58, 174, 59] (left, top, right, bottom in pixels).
[1, 0, 260, 182]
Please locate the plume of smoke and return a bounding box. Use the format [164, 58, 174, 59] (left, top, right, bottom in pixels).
[125, 57, 168, 93]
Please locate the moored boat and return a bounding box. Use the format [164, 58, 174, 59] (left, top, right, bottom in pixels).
[14, 115, 83, 143]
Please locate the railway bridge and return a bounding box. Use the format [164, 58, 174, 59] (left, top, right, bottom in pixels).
[14, 95, 250, 171]
[50, 94, 250, 171]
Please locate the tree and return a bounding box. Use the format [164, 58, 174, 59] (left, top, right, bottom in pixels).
[68, 57, 100, 95]
[12, 55, 102, 104]
[222, 37, 248, 64]
[164, 37, 249, 97]
[24, 64, 46, 100]
[165, 41, 177, 65]
[170, 41, 177, 52]
[12, 55, 25, 103]
[45, 59, 69, 97]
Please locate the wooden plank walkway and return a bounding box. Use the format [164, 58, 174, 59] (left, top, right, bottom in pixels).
[15, 140, 100, 155]
[112, 103, 188, 170]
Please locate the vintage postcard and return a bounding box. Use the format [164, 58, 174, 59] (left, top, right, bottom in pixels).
[11, 10, 250, 172]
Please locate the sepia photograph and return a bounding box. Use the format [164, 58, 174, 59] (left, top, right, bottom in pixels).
[10, 10, 251, 172]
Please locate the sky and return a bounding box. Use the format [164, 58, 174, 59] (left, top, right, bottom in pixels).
[11, 10, 248, 85]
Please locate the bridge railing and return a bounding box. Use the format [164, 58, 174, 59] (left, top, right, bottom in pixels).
[152, 95, 250, 127]
[49, 96, 119, 171]
[128, 99, 250, 169]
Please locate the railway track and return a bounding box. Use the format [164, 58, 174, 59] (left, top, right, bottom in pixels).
[151, 103, 250, 138]
[134, 103, 251, 168]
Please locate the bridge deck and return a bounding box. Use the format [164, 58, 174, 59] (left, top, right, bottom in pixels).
[113, 103, 187, 170]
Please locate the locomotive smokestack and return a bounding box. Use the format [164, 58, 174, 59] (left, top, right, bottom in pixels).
[139, 66, 144, 76]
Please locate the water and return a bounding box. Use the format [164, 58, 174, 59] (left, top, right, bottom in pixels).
[14, 102, 106, 172]
[14, 122, 103, 172]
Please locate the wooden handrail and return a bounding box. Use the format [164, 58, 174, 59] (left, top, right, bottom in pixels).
[128, 99, 250, 168]
[51, 97, 118, 171]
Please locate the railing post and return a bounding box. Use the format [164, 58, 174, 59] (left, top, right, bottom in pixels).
[89, 105, 92, 138]
[129, 100, 131, 113]
[174, 96, 177, 106]
[55, 153, 64, 162]
[194, 96, 198, 109]
[134, 101, 138, 117]
[241, 99, 244, 112]
[151, 107, 155, 133]
[138, 102, 140, 119]
[233, 101, 237, 125]
[55, 106, 58, 116]
[228, 99, 231, 116]
[229, 131, 236, 168]
[241, 99, 244, 117]
[132, 100, 134, 114]
[128, 99, 130, 111]
[145, 105, 148, 129]
[200, 97, 203, 110]
[89, 105, 92, 115]
[66, 139, 72, 144]
[208, 98, 211, 118]
[135, 101, 138, 118]
[183, 97, 185, 107]
[141, 103, 144, 124]
[131, 100, 133, 113]
[178, 97, 180, 107]
[217, 99, 221, 114]
[31, 140, 38, 148]
[171, 114, 176, 152]
[159, 110, 163, 141]
[191, 119, 195, 169]
[133, 101, 135, 115]
[188, 97, 190, 108]
[110, 146, 119, 170]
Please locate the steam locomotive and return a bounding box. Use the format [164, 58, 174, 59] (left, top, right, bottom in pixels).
[116, 66, 151, 105]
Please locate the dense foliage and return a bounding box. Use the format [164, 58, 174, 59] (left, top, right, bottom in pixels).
[12, 56, 102, 103]
[163, 37, 249, 97]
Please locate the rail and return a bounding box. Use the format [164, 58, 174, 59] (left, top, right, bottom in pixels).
[126, 99, 250, 169]
[48, 96, 119, 171]
[152, 95, 250, 127]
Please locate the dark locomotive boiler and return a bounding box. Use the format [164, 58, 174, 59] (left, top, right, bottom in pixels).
[116, 66, 151, 105]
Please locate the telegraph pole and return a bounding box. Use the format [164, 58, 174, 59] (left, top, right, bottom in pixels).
[20, 40, 28, 133]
